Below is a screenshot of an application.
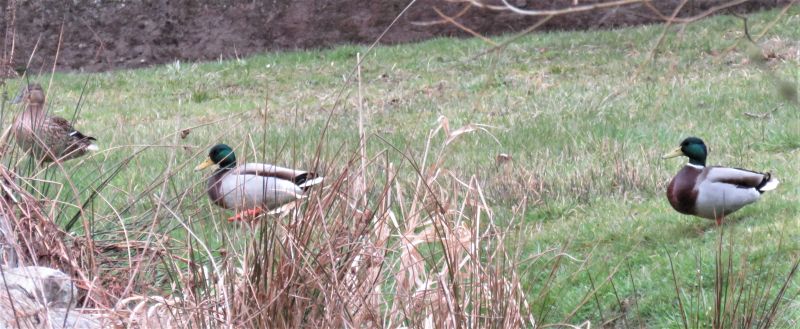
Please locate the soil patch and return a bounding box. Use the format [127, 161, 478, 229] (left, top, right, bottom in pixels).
[1, 0, 790, 72]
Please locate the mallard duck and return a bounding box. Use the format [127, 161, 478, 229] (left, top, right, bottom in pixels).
[11, 83, 98, 163]
[662, 137, 779, 224]
[194, 144, 323, 221]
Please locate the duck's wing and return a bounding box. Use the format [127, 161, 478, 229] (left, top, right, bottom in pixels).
[706, 167, 779, 192]
[235, 163, 323, 190]
[219, 170, 306, 210]
[43, 117, 98, 157]
[45, 117, 95, 140]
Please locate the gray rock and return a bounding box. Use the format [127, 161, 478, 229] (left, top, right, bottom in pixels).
[0, 214, 19, 267]
[0, 266, 102, 329]
[2, 266, 77, 309]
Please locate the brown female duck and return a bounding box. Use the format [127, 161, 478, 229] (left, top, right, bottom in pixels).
[11, 84, 98, 163]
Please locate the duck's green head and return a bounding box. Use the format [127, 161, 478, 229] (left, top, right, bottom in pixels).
[662, 137, 708, 166]
[194, 144, 237, 171]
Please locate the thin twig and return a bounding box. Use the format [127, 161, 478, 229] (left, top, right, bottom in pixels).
[499, 0, 646, 16]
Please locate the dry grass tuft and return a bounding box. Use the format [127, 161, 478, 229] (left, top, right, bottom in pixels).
[0, 112, 538, 327]
[195, 116, 537, 327]
[0, 163, 121, 307]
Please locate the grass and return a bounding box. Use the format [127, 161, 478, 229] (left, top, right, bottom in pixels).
[2, 6, 799, 328]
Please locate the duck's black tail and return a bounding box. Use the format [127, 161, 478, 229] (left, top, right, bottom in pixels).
[295, 173, 324, 192]
[756, 172, 780, 193]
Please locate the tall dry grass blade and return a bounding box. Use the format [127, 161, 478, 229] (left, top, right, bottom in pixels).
[355, 52, 367, 208]
[667, 249, 690, 329]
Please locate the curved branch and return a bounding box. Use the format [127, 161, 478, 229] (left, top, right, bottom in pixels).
[643, 0, 750, 24]
[411, 3, 472, 26]
[433, 7, 498, 45]
[499, 0, 648, 16]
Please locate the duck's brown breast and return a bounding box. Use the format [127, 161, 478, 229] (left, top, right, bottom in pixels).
[667, 166, 701, 215]
[12, 108, 47, 158]
[208, 170, 230, 209]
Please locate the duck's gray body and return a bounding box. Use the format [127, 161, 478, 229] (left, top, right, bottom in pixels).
[208, 163, 323, 211]
[667, 164, 779, 220]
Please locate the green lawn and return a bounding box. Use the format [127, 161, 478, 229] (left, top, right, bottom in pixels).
[3, 7, 799, 328]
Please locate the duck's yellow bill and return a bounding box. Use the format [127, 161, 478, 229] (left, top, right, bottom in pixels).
[661, 147, 684, 159]
[194, 158, 215, 171]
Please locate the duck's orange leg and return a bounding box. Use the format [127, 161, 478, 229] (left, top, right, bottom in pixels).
[228, 208, 265, 222]
[715, 216, 723, 226]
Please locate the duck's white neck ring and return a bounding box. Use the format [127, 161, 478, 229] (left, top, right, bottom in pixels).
[686, 163, 704, 169]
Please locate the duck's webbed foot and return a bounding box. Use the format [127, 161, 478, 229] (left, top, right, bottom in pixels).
[228, 208, 265, 222]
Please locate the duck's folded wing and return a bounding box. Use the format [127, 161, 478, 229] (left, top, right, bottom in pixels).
[219, 173, 305, 210]
[235, 163, 323, 189]
[706, 167, 776, 191]
[46, 117, 96, 141]
[43, 117, 76, 135]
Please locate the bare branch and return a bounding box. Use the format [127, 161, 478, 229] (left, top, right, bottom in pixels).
[433, 7, 498, 46]
[498, 0, 647, 16]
